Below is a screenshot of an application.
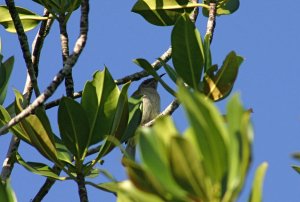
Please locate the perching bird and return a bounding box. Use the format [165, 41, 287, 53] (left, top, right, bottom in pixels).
[123, 75, 164, 161]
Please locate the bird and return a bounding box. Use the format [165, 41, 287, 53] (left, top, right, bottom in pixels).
[123, 74, 164, 162]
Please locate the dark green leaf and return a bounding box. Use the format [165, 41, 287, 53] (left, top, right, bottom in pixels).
[58, 97, 90, 160]
[172, 14, 204, 90]
[0, 180, 17, 202]
[33, 0, 81, 15]
[0, 6, 48, 32]
[202, 0, 240, 16]
[81, 68, 120, 145]
[98, 82, 130, 157]
[132, 0, 206, 26]
[0, 56, 14, 105]
[133, 58, 176, 96]
[159, 59, 178, 84]
[203, 51, 243, 101]
[120, 97, 142, 142]
[16, 153, 66, 180]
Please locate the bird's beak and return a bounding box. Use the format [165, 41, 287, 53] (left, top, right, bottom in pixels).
[159, 73, 166, 78]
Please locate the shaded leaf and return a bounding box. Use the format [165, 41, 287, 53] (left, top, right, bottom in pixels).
[0, 56, 14, 105]
[159, 59, 178, 84]
[81, 68, 120, 145]
[172, 14, 204, 90]
[16, 153, 66, 180]
[33, 0, 81, 15]
[58, 97, 90, 160]
[0, 180, 17, 202]
[202, 0, 240, 16]
[0, 6, 48, 32]
[133, 58, 175, 96]
[132, 0, 205, 26]
[98, 82, 130, 157]
[203, 51, 243, 101]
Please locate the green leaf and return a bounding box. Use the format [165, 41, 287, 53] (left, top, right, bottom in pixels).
[292, 165, 300, 174]
[98, 82, 131, 157]
[16, 153, 66, 180]
[169, 136, 211, 201]
[172, 14, 204, 90]
[139, 117, 187, 199]
[203, 51, 243, 101]
[54, 135, 72, 165]
[32, 0, 81, 15]
[81, 68, 120, 145]
[120, 97, 143, 142]
[178, 83, 229, 184]
[248, 162, 268, 202]
[13, 90, 58, 163]
[203, 35, 212, 72]
[0, 180, 17, 202]
[58, 97, 90, 160]
[0, 6, 48, 33]
[132, 0, 206, 26]
[0, 56, 14, 105]
[159, 59, 178, 84]
[223, 94, 253, 201]
[202, 0, 240, 16]
[133, 58, 176, 96]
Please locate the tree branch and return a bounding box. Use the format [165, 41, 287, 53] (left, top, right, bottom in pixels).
[1, 9, 53, 181]
[4, 0, 41, 97]
[205, 2, 217, 43]
[0, 0, 90, 135]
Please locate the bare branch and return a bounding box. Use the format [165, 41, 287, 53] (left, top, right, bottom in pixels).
[4, 0, 41, 96]
[0, 0, 90, 135]
[205, 2, 217, 43]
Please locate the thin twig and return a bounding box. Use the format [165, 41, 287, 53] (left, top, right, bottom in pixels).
[59, 14, 74, 97]
[77, 172, 89, 202]
[0, 9, 53, 181]
[205, 1, 217, 43]
[0, 0, 90, 135]
[4, 0, 41, 97]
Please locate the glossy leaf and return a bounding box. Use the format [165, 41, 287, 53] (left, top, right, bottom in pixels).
[0, 180, 17, 202]
[0, 56, 14, 105]
[133, 58, 175, 96]
[58, 97, 90, 160]
[248, 162, 268, 202]
[178, 83, 229, 184]
[132, 0, 206, 26]
[0, 6, 48, 32]
[203, 51, 243, 101]
[54, 135, 72, 165]
[81, 68, 120, 145]
[202, 0, 240, 16]
[172, 14, 204, 90]
[13, 91, 58, 162]
[98, 82, 130, 157]
[16, 153, 66, 180]
[32, 0, 81, 15]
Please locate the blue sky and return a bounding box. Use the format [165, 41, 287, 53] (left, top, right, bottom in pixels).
[0, 0, 300, 201]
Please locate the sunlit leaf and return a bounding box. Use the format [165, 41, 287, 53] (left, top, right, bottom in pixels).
[248, 162, 268, 202]
[178, 83, 229, 184]
[172, 14, 204, 90]
[81, 68, 120, 145]
[58, 97, 90, 160]
[32, 0, 81, 15]
[203, 51, 243, 101]
[132, 0, 206, 26]
[16, 153, 66, 180]
[0, 6, 48, 32]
